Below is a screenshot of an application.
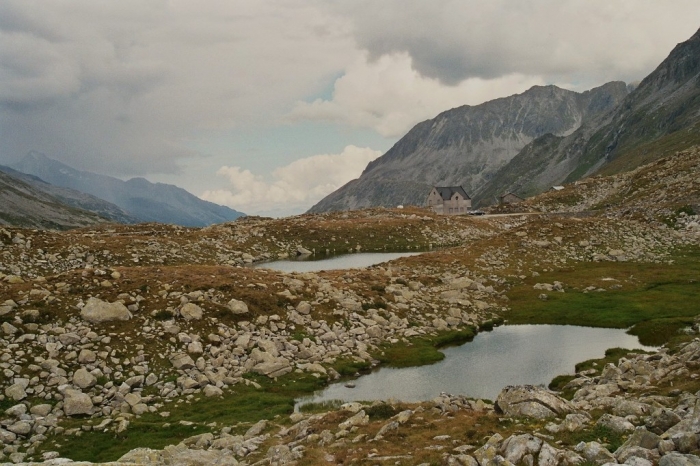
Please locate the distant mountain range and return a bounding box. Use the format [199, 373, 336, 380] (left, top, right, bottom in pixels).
[10, 152, 245, 227]
[310, 27, 700, 211]
[0, 169, 111, 229]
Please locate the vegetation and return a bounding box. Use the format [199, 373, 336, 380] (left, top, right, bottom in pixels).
[506, 247, 700, 346]
[374, 328, 476, 368]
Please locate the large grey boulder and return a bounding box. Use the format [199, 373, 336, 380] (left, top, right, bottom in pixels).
[660, 452, 700, 466]
[227, 299, 249, 315]
[72, 368, 97, 389]
[63, 388, 93, 416]
[495, 385, 574, 419]
[180, 302, 203, 321]
[80, 297, 131, 323]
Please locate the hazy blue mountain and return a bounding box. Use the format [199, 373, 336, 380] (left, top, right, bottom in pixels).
[0, 169, 109, 229]
[0, 165, 138, 225]
[12, 153, 245, 226]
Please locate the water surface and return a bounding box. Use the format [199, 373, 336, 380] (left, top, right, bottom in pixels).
[254, 252, 421, 273]
[296, 324, 655, 407]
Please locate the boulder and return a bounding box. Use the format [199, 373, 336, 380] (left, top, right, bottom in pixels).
[63, 389, 93, 416]
[500, 434, 542, 464]
[660, 452, 700, 466]
[80, 297, 131, 323]
[169, 352, 196, 370]
[72, 368, 97, 389]
[495, 385, 573, 419]
[597, 413, 635, 434]
[180, 303, 203, 321]
[227, 299, 249, 315]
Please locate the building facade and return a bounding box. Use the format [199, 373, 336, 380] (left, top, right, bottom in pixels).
[426, 186, 472, 215]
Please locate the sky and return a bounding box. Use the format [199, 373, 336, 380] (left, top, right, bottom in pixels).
[1, 1, 699, 217]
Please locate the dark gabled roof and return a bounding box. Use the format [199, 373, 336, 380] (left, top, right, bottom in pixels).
[501, 192, 523, 199]
[434, 186, 470, 200]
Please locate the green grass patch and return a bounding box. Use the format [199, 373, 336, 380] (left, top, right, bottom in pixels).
[52, 372, 327, 463]
[333, 357, 372, 377]
[506, 248, 700, 346]
[374, 328, 476, 368]
[298, 399, 345, 414]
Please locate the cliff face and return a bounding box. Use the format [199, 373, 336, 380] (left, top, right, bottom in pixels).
[311, 27, 700, 212]
[309, 82, 629, 212]
[477, 28, 700, 205]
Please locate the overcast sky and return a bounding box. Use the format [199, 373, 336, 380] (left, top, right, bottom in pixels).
[1, 1, 699, 217]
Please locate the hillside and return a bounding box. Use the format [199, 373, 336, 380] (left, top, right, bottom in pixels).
[308, 82, 629, 212]
[11, 153, 245, 227]
[0, 166, 138, 225]
[0, 146, 698, 464]
[0, 170, 111, 229]
[311, 27, 700, 213]
[477, 27, 700, 204]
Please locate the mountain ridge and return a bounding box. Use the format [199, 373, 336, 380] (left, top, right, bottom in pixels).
[310, 27, 700, 212]
[11, 153, 245, 227]
[309, 81, 629, 213]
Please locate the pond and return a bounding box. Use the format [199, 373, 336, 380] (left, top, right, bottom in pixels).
[296, 324, 656, 408]
[253, 252, 422, 273]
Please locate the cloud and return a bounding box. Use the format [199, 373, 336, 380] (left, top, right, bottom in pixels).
[289, 53, 545, 137]
[201, 145, 382, 216]
[334, 0, 700, 86]
[0, 0, 357, 175]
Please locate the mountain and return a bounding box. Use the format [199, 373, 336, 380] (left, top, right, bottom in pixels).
[0, 169, 109, 229]
[311, 27, 700, 212]
[12, 153, 245, 227]
[0, 165, 138, 225]
[476, 27, 700, 204]
[309, 81, 629, 213]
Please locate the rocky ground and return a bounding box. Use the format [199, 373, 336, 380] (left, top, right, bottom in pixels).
[0, 148, 699, 465]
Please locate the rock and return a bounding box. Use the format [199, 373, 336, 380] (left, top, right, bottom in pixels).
[180, 302, 203, 321]
[374, 420, 399, 440]
[5, 383, 27, 401]
[169, 352, 196, 370]
[203, 385, 223, 397]
[646, 407, 682, 434]
[473, 433, 512, 466]
[72, 367, 97, 389]
[227, 299, 249, 315]
[597, 413, 635, 433]
[500, 434, 542, 464]
[80, 297, 131, 323]
[245, 419, 267, 439]
[296, 301, 312, 315]
[63, 388, 93, 416]
[575, 441, 616, 464]
[660, 452, 700, 466]
[296, 246, 312, 256]
[614, 427, 661, 462]
[339, 410, 369, 430]
[7, 421, 31, 436]
[495, 385, 573, 419]
[267, 444, 302, 465]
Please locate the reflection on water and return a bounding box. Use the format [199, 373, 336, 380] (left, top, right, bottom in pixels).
[253, 252, 422, 273]
[296, 325, 656, 408]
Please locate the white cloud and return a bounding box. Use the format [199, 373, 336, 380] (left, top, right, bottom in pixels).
[289, 53, 545, 137]
[201, 145, 382, 216]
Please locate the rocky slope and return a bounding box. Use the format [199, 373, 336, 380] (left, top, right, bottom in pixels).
[477, 27, 700, 204]
[11, 153, 245, 227]
[0, 149, 698, 464]
[0, 167, 138, 226]
[312, 27, 700, 213]
[308, 82, 629, 213]
[0, 171, 112, 230]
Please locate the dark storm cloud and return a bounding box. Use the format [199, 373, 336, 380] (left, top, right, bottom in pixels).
[338, 0, 700, 86]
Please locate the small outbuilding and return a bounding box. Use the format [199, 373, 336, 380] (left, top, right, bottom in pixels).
[499, 192, 524, 205]
[426, 186, 472, 215]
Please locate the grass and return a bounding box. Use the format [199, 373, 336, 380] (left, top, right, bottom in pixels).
[52, 373, 327, 463]
[505, 247, 700, 346]
[374, 328, 476, 368]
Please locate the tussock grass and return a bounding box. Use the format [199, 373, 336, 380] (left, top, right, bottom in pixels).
[374, 328, 476, 368]
[506, 247, 700, 346]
